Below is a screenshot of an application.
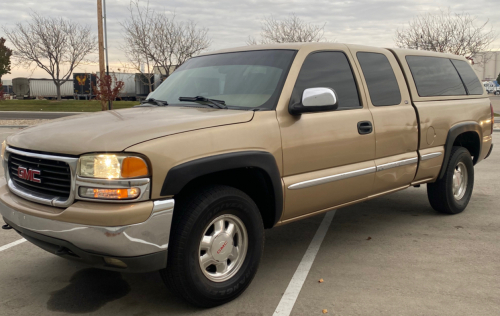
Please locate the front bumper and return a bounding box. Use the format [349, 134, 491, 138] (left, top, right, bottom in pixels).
[5, 218, 169, 273]
[0, 193, 175, 273]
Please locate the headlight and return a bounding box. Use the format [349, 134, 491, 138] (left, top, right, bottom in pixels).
[78, 154, 149, 179]
[1, 141, 6, 160]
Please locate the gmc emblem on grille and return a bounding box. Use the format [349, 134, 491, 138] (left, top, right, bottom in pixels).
[17, 167, 41, 183]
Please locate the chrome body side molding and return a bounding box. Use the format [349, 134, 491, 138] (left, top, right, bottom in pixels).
[288, 167, 376, 190]
[420, 152, 443, 161]
[288, 156, 420, 190]
[376, 157, 418, 172]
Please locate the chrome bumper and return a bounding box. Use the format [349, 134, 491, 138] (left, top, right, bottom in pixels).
[0, 198, 175, 257]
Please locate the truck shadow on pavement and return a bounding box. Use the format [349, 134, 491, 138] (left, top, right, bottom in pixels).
[44, 187, 456, 314]
[47, 268, 131, 313]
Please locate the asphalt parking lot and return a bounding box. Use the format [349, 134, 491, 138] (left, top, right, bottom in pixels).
[0, 128, 499, 316]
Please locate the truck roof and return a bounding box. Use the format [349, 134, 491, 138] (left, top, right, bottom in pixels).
[201, 42, 468, 62]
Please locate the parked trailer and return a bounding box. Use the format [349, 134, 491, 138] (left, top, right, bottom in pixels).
[12, 78, 30, 98]
[96, 72, 161, 100]
[135, 73, 161, 98]
[30, 79, 73, 99]
[97, 72, 136, 100]
[12, 78, 73, 99]
[74, 73, 97, 99]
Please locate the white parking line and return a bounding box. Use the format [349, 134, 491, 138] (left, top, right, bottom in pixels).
[0, 238, 26, 252]
[273, 210, 336, 316]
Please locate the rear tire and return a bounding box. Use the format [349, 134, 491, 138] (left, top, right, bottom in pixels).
[160, 185, 264, 307]
[427, 146, 474, 214]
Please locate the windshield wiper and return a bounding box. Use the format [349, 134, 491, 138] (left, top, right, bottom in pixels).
[140, 98, 168, 107]
[179, 96, 228, 109]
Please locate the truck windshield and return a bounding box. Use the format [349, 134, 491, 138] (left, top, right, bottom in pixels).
[148, 50, 297, 110]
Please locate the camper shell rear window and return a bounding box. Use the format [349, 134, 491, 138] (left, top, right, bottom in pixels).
[406, 56, 466, 97]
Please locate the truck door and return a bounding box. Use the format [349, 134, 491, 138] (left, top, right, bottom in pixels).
[278, 47, 376, 221]
[348, 45, 419, 194]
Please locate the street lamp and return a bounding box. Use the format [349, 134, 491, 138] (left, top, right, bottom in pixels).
[97, 0, 111, 110]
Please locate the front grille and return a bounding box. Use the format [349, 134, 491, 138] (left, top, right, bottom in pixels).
[8, 153, 71, 199]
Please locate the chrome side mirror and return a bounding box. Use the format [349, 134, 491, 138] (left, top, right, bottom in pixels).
[289, 87, 339, 115]
[302, 87, 337, 107]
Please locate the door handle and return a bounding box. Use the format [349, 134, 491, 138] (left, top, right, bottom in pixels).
[357, 121, 373, 135]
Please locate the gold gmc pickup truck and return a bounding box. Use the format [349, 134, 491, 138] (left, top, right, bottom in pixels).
[0, 43, 494, 307]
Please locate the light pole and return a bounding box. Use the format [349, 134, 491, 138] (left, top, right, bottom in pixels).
[97, 0, 111, 110]
[97, 0, 106, 111]
[103, 0, 111, 110]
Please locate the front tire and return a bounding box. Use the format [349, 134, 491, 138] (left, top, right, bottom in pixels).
[160, 185, 264, 307]
[427, 146, 474, 214]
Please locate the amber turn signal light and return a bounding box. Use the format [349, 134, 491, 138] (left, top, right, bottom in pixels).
[79, 187, 141, 200]
[121, 157, 149, 178]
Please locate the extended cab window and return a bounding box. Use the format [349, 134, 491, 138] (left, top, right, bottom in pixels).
[406, 56, 466, 97]
[291, 51, 361, 110]
[450, 59, 484, 95]
[357, 52, 401, 106]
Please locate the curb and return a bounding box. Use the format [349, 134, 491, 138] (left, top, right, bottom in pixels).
[0, 111, 81, 114]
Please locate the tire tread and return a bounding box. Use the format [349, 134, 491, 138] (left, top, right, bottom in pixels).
[427, 146, 474, 214]
[160, 185, 263, 307]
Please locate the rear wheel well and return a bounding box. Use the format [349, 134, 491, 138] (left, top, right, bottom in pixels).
[174, 168, 277, 229]
[453, 131, 480, 164]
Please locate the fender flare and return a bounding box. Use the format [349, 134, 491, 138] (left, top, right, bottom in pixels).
[160, 151, 283, 226]
[438, 122, 482, 179]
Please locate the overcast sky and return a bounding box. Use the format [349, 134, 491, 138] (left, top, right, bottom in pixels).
[1, 0, 499, 79]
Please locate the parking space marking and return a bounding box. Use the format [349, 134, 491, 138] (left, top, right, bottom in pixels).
[0, 238, 26, 252]
[273, 211, 336, 316]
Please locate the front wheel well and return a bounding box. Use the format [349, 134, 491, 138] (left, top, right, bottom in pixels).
[174, 168, 277, 229]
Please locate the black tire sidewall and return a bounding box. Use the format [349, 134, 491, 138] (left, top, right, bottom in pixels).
[180, 192, 264, 304]
[444, 148, 474, 213]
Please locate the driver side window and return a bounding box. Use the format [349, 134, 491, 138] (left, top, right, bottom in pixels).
[290, 51, 361, 110]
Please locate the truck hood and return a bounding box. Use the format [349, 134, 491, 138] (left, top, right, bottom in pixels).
[7, 107, 255, 155]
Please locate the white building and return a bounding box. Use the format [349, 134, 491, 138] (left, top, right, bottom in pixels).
[472, 51, 500, 81]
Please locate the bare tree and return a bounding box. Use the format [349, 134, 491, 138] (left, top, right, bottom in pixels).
[3, 13, 97, 100]
[248, 14, 326, 45]
[395, 10, 497, 64]
[121, 1, 156, 93]
[122, 0, 211, 84]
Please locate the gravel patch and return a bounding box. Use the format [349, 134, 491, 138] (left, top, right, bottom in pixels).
[0, 119, 49, 126]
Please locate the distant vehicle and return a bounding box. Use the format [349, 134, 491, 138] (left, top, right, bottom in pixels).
[12, 78, 73, 99]
[483, 81, 500, 95]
